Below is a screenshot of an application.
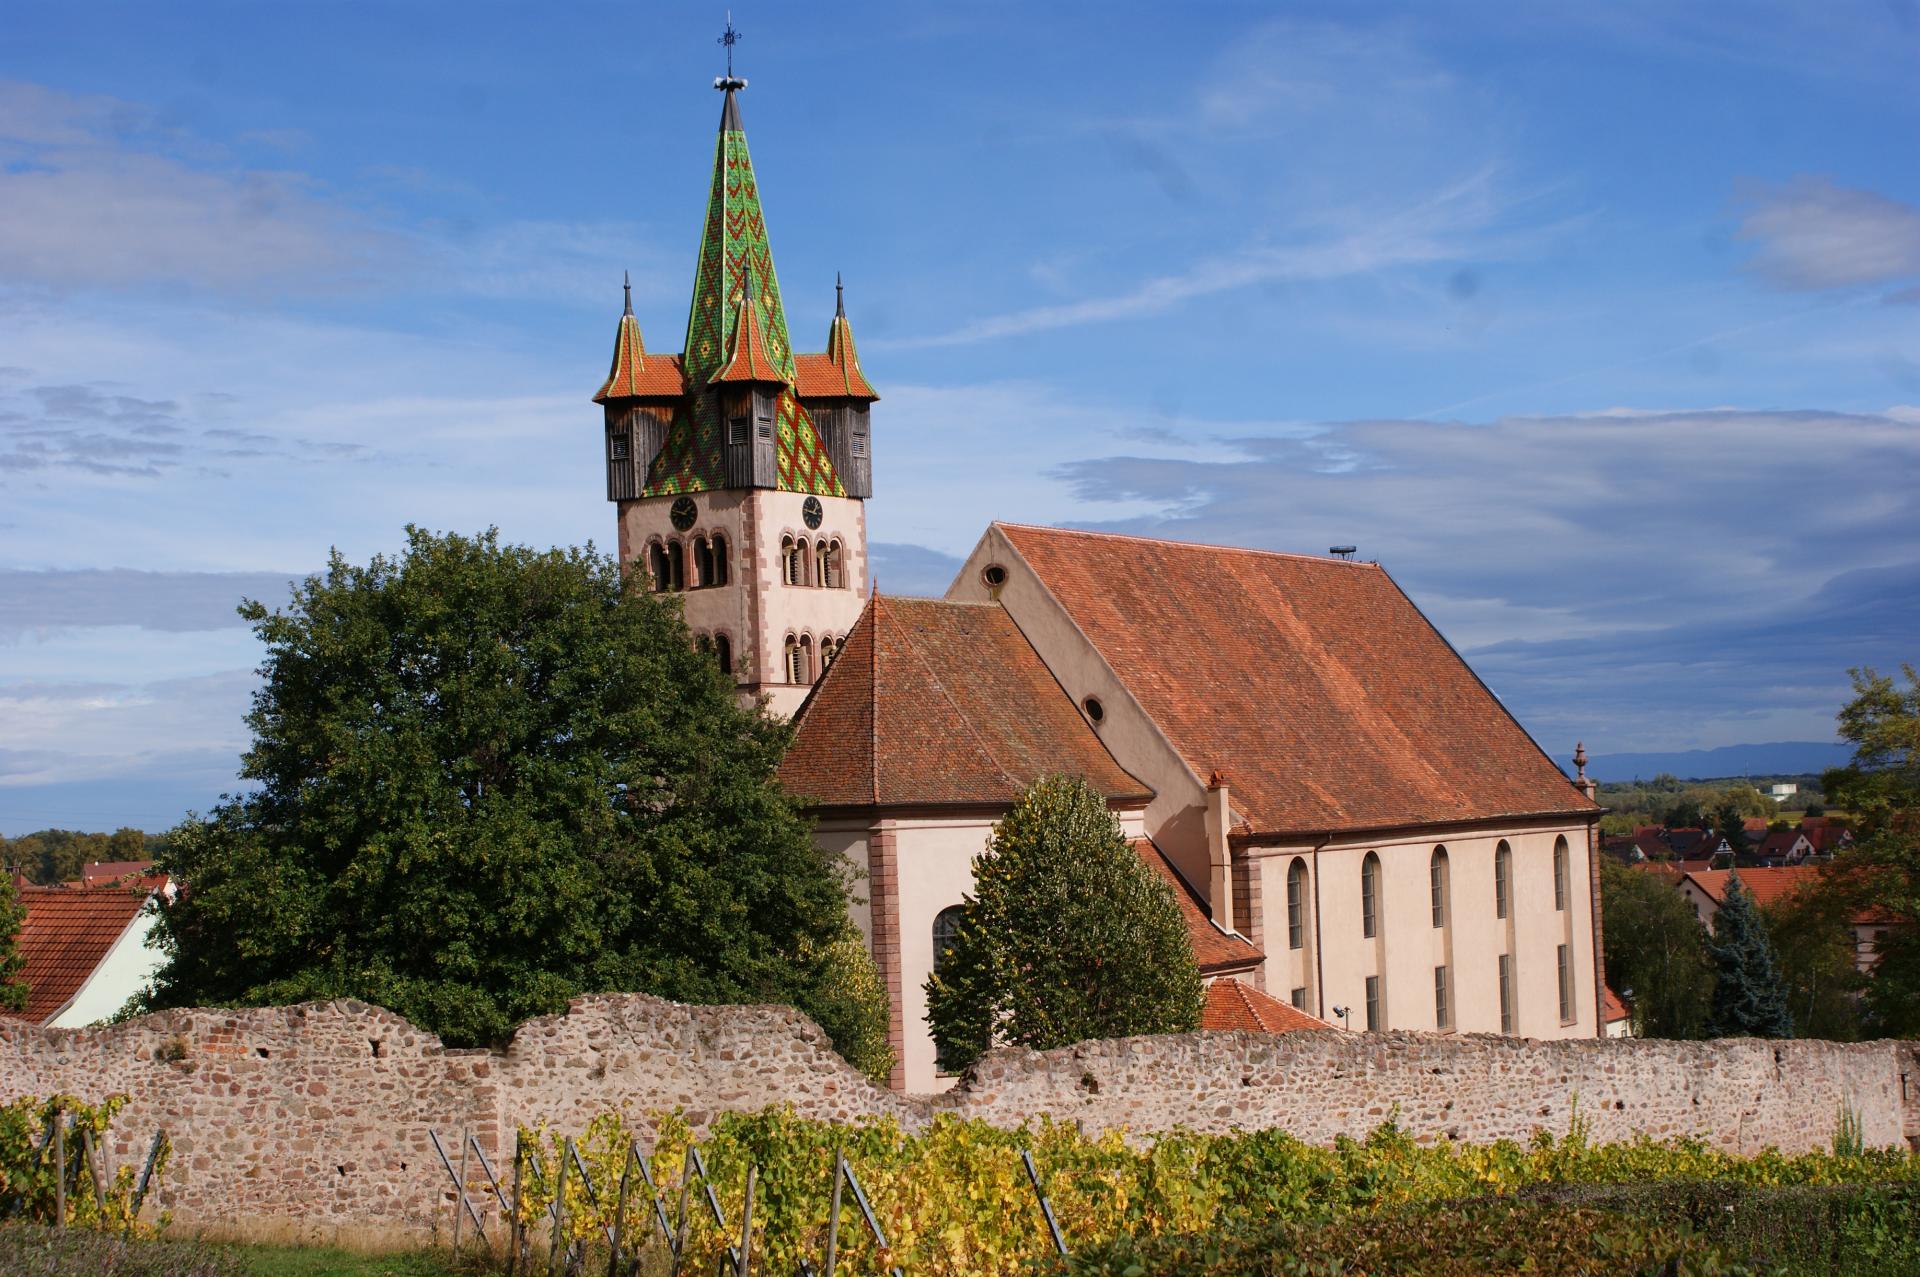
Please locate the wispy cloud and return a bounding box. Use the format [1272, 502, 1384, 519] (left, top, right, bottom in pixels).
[1738, 177, 1920, 292]
[0, 568, 301, 639]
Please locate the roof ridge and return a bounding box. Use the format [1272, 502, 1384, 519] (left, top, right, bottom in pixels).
[993, 521, 1384, 569]
[882, 596, 1027, 799]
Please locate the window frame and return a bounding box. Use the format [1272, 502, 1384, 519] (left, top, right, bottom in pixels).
[1287, 858, 1307, 950]
[1361, 852, 1380, 940]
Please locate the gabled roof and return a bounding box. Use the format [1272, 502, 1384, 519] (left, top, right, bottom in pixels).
[6, 884, 153, 1026]
[779, 595, 1149, 809]
[709, 265, 787, 385]
[1133, 837, 1262, 974]
[1602, 985, 1631, 1024]
[1201, 978, 1330, 1033]
[1681, 866, 1873, 915]
[993, 524, 1597, 836]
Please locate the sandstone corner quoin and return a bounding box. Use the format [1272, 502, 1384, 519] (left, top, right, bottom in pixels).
[2, 994, 1917, 1244]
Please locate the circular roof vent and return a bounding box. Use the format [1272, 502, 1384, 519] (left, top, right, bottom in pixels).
[1083, 696, 1105, 723]
[982, 563, 1008, 588]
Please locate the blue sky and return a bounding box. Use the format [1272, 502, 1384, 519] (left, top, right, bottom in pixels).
[3, 2, 1918, 833]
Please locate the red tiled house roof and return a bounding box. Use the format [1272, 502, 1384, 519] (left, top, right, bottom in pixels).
[1202, 977, 1330, 1033]
[994, 524, 1598, 836]
[1602, 985, 1631, 1024]
[780, 595, 1150, 808]
[1133, 837, 1262, 975]
[6, 885, 152, 1025]
[1683, 866, 1895, 925]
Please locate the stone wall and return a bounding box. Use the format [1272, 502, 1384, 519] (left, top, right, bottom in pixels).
[3, 995, 1916, 1246]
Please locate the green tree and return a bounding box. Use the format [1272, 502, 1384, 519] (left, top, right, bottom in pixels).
[1762, 884, 1864, 1040]
[1704, 874, 1794, 1038]
[925, 774, 1203, 1072]
[1825, 663, 1920, 1035]
[0, 870, 26, 1013]
[143, 527, 889, 1077]
[1598, 858, 1713, 1037]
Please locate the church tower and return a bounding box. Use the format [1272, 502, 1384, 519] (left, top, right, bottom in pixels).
[594, 55, 878, 718]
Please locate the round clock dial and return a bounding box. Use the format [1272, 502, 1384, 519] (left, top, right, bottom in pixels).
[802, 496, 824, 530]
[669, 496, 697, 531]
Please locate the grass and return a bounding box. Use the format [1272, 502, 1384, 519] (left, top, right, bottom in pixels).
[226, 1243, 473, 1277]
[0, 1227, 480, 1277]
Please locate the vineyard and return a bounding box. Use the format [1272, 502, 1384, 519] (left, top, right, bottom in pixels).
[8, 1095, 1920, 1274]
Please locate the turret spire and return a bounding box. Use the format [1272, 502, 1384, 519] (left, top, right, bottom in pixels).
[622, 269, 632, 316]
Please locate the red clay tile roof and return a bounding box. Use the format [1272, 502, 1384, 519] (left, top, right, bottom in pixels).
[1682, 866, 1891, 925]
[593, 315, 689, 402]
[1132, 837, 1262, 974]
[1202, 978, 1330, 1033]
[6, 885, 152, 1025]
[995, 524, 1597, 836]
[80, 860, 155, 885]
[1602, 985, 1630, 1024]
[780, 595, 1150, 808]
[710, 284, 787, 385]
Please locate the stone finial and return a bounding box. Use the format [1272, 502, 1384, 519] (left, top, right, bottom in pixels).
[1573, 741, 1588, 782]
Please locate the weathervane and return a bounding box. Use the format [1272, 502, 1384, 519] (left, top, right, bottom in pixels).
[715, 13, 747, 90]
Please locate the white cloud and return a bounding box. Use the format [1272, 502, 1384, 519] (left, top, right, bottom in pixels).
[1738, 177, 1920, 291]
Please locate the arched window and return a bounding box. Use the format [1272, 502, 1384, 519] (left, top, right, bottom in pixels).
[665, 539, 685, 591]
[800, 634, 816, 684]
[1429, 847, 1449, 929]
[1553, 836, 1569, 911]
[1361, 852, 1381, 939]
[820, 539, 841, 589]
[1286, 858, 1307, 950]
[821, 635, 839, 670]
[1494, 841, 1512, 920]
[692, 536, 715, 587]
[708, 533, 729, 586]
[784, 634, 803, 684]
[933, 905, 969, 1073]
[782, 537, 801, 586]
[799, 539, 816, 587]
[647, 541, 669, 592]
[713, 633, 733, 675]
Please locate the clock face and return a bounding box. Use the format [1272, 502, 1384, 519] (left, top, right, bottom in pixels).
[802, 496, 824, 530]
[669, 496, 697, 531]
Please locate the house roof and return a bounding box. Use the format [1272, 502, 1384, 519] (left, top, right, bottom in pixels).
[1201, 978, 1330, 1033]
[6, 884, 153, 1025]
[1133, 837, 1262, 974]
[1680, 866, 1892, 924]
[1602, 985, 1630, 1024]
[993, 524, 1597, 836]
[79, 860, 156, 886]
[780, 594, 1151, 809]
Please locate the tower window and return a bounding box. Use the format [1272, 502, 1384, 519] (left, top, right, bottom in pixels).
[800, 634, 816, 684]
[852, 430, 866, 456]
[782, 537, 801, 586]
[728, 417, 749, 447]
[714, 633, 733, 675]
[665, 540, 685, 591]
[756, 409, 773, 440]
[784, 635, 804, 684]
[693, 536, 715, 587]
[708, 533, 729, 586]
[648, 542, 670, 593]
[820, 539, 843, 589]
[610, 433, 630, 461]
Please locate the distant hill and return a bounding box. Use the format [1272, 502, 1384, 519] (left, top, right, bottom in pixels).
[1582, 741, 1853, 783]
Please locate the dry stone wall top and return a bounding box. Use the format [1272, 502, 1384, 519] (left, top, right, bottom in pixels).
[2, 993, 1916, 1244]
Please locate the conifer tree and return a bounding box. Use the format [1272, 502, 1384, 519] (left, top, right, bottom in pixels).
[925, 774, 1203, 1073]
[0, 871, 26, 1013]
[1704, 873, 1794, 1038]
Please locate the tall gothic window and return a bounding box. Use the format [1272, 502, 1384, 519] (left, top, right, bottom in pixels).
[933, 906, 968, 1073]
[1554, 837, 1569, 911]
[1286, 858, 1307, 950]
[1494, 841, 1512, 920]
[1361, 852, 1381, 939]
[1429, 847, 1449, 929]
[1498, 953, 1514, 1034]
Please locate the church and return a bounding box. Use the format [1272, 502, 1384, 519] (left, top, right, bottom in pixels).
[593, 68, 1606, 1093]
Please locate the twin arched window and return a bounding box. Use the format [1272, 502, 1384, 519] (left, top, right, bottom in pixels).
[647, 540, 684, 592]
[780, 536, 849, 589]
[694, 632, 735, 676]
[649, 533, 730, 592]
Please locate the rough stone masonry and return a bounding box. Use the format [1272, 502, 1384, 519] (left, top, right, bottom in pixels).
[2, 994, 1917, 1245]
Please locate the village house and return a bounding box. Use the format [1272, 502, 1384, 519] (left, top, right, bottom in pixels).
[3, 870, 171, 1028]
[1678, 866, 1890, 973]
[590, 72, 1605, 1091]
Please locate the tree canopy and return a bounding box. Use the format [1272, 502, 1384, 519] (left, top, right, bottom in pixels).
[145, 527, 889, 1076]
[1598, 857, 1712, 1038]
[925, 774, 1203, 1073]
[0, 871, 25, 1014]
[1704, 875, 1794, 1038]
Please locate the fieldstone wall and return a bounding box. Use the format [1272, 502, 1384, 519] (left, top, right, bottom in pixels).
[3, 994, 1916, 1246]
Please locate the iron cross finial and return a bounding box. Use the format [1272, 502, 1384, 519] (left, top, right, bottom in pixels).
[719, 13, 742, 79]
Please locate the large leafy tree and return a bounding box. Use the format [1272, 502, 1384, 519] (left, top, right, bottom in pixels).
[1762, 883, 1864, 1040]
[925, 774, 1203, 1073]
[145, 527, 888, 1076]
[0, 871, 26, 1013]
[1598, 857, 1713, 1038]
[1825, 663, 1920, 1034]
[1704, 874, 1794, 1038]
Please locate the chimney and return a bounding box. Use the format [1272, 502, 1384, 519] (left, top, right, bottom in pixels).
[1204, 770, 1236, 930]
